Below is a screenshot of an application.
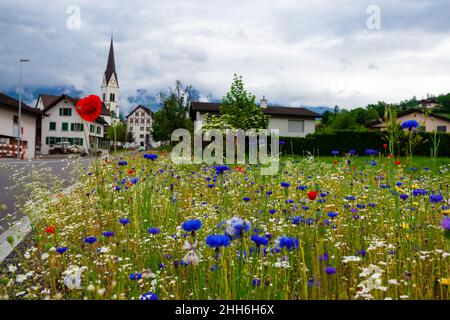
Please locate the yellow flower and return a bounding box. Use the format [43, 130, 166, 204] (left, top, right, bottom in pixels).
[412, 184, 419, 189]
[401, 223, 410, 229]
[440, 278, 450, 286]
[442, 209, 450, 215]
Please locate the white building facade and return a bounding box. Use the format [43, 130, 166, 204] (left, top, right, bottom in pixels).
[38, 95, 108, 154]
[126, 105, 159, 148]
[0, 92, 39, 159]
[189, 99, 321, 138]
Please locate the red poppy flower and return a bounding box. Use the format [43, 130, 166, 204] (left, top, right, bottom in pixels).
[394, 160, 401, 165]
[234, 166, 245, 173]
[383, 143, 388, 149]
[127, 169, 135, 175]
[333, 160, 339, 164]
[44, 225, 55, 234]
[75, 95, 102, 122]
[307, 191, 318, 200]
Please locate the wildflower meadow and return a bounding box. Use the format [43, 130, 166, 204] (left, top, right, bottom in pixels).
[1, 149, 450, 300]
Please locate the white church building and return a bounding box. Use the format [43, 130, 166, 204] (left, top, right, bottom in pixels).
[37, 36, 121, 154]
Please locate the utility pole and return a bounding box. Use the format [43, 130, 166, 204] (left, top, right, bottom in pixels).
[18, 58, 30, 159]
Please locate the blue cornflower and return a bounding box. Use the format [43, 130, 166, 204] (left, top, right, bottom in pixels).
[269, 209, 276, 215]
[331, 150, 339, 156]
[349, 150, 357, 155]
[298, 185, 308, 191]
[130, 272, 142, 280]
[441, 217, 450, 231]
[280, 182, 290, 188]
[56, 247, 68, 254]
[401, 119, 419, 130]
[83, 236, 97, 245]
[243, 196, 251, 202]
[413, 189, 427, 196]
[252, 278, 262, 286]
[266, 191, 273, 196]
[205, 234, 231, 248]
[119, 218, 130, 225]
[144, 154, 158, 161]
[226, 217, 251, 238]
[319, 253, 329, 262]
[130, 177, 139, 185]
[102, 231, 115, 238]
[140, 292, 159, 300]
[182, 219, 202, 232]
[292, 216, 301, 225]
[251, 235, 269, 246]
[327, 211, 338, 219]
[215, 165, 230, 174]
[430, 194, 444, 203]
[365, 149, 378, 156]
[400, 194, 409, 200]
[148, 227, 160, 235]
[278, 236, 299, 250]
[207, 183, 215, 188]
[325, 266, 337, 275]
[345, 195, 356, 201]
[118, 161, 128, 166]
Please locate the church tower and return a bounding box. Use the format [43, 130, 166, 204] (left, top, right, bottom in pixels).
[101, 35, 119, 122]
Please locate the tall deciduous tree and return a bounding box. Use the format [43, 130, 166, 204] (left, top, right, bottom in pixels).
[151, 80, 196, 142]
[219, 74, 269, 131]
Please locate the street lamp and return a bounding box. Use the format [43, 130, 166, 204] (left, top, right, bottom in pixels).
[18, 58, 30, 159]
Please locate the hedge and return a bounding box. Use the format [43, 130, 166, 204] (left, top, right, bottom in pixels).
[279, 131, 450, 157]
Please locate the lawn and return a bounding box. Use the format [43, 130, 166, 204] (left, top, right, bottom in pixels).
[1, 152, 450, 300]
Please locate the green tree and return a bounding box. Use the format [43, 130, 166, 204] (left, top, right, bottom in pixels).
[151, 80, 195, 142]
[106, 122, 127, 142]
[219, 74, 269, 131]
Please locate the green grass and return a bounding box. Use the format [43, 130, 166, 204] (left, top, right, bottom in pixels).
[1, 153, 450, 300]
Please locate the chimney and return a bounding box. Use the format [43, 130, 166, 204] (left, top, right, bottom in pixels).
[260, 96, 268, 109]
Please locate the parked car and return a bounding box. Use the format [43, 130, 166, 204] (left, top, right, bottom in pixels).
[49, 142, 71, 154]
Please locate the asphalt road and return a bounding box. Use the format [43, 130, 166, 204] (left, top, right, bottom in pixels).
[0, 156, 90, 233]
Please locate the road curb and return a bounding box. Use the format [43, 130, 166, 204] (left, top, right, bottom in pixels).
[0, 183, 81, 263]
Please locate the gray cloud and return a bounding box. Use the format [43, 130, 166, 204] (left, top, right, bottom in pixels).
[1, 0, 450, 113]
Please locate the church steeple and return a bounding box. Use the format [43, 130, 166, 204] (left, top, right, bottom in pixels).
[104, 34, 118, 86]
[101, 33, 120, 123]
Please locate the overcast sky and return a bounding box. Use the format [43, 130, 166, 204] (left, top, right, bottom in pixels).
[1, 0, 450, 113]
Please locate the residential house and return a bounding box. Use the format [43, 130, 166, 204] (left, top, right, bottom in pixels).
[36, 94, 109, 154]
[0, 92, 40, 158]
[125, 105, 159, 148]
[370, 109, 450, 133]
[189, 98, 322, 137]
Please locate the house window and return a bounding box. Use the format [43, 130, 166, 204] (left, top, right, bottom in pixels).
[146, 127, 150, 131]
[97, 127, 101, 135]
[437, 126, 447, 133]
[90, 125, 95, 133]
[140, 127, 144, 131]
[46, 136, 57, 145]
[146, 119, 150, 124]
[103, 93, 106, 101]
[71, 123, 83, 131]
[49, 122, 56, 131]
[140, 134, 144, 138]
[110, 93, 115, 102]
[62, 122, 69, 131]
[141, 119, 145, 124]
[59, 108, 72, 116]
[13, 115, 18, 124]
[288, 120, 305, 132]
